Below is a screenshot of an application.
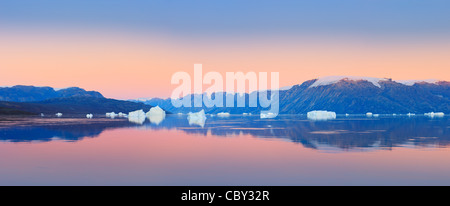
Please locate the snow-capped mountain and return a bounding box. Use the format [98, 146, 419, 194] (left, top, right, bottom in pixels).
[136, 76, 450, 114]
[309, 76, 389, 88]
[280, 77, 449, 114]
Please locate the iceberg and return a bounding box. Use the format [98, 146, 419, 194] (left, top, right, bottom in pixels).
[366, 112, 373, 117]
[106, 112, 118, 118]
[217, 112, 231, 117]
[146, 106, 166, 125]
[146, 106, 166, 118]
[424, 112, 445, 118]
[187, 110, 207, 127]
[407, 113, 416, 117]
[260, 112, 278, 119]
[128, 110, 146, 124]
[55, 113, 62, 117]
[118, 112, 127, 118]
[40, 113, 45, 117]
[243, 113, 249, 116]
[86, 114, 93, 119]
[373, 114, 379, 117]
[307, 110, 336, 121]
[345, 113, 349, 117]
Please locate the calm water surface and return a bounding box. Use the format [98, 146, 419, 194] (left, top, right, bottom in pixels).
[0, 114, 449, 185]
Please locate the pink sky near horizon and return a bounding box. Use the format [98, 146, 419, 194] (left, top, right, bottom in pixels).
[1, 30, 449, 99]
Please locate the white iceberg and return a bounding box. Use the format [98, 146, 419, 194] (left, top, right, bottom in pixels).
[307, 110, 336, 121]
[86, 114, 93, 119]
[373, 114, 379, 117]
[260, 112, 278, 119]
[217, 112, 231, 117]
[407, 113, 416, 117]
[128, 110, 146, 124]
[243, 113, 249, 116]
[424, 112, 444, 118]
[366, 112, 373, 117]
[345, 113, 349, 117]
[55, 113, 62, 117]
[146, 106, 166, 125]
[187, 110, 207, 127]
[146, 106, 166, 118]
[40, 113, 45, 117]
[177, 113, 183, 116]
[106, 112, 118, 118]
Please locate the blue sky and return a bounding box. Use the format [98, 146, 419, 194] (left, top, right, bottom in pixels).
[1, 0, 450, 98]
[1, 0, 450, 38]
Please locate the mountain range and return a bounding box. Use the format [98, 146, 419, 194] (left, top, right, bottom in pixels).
[135, 76, 450, 114]
[0, 86, 103, 102]
[1, 76, 449, 116]
[0, 86, 152, 115]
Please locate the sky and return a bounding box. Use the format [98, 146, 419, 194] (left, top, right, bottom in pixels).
[0, 0, 449, 99]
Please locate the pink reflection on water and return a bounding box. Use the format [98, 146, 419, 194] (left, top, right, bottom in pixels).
[0, 127, 450, 185]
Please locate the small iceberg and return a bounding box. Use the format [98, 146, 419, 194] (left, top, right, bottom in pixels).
[424, 112, 445, 118]
[393, 113, 397, 116]
[40, 113, 45, 117]
[55, 113, 63, 117]
[118, 112, 127, 118]
[407, 113, 416, 117]
[307, 110, 336, 121]
[128, 109, 146, 124]
[217, 112, 231, 117]
[187, 110, 207, 127]
[106, 112, 118, 119]
[86, 114, 93, 119]
[373, 114, 379, 117]
[345, 113, 349, 117]
[260, 112, 278, 119]
[366, 112, 373, 117]
[177, 113, 183, 116]
[243, 113, 249, 116]
[146, 106, 166, 125]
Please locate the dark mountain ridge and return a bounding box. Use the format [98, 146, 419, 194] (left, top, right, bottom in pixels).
[137, 77, 450, 114]
[0, 85, 103, 102]
[0, 86, 152, 115]
[0, 97, 153, 115]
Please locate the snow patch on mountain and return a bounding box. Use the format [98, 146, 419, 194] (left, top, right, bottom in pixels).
[309, 76, 389, 88]
[396, 79, 439, 86]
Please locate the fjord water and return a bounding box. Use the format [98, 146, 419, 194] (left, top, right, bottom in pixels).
[0, 115, 449, 185]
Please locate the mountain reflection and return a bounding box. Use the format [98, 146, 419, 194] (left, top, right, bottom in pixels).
[0, 115, 449, 151]
[0, 118, 132, 142]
